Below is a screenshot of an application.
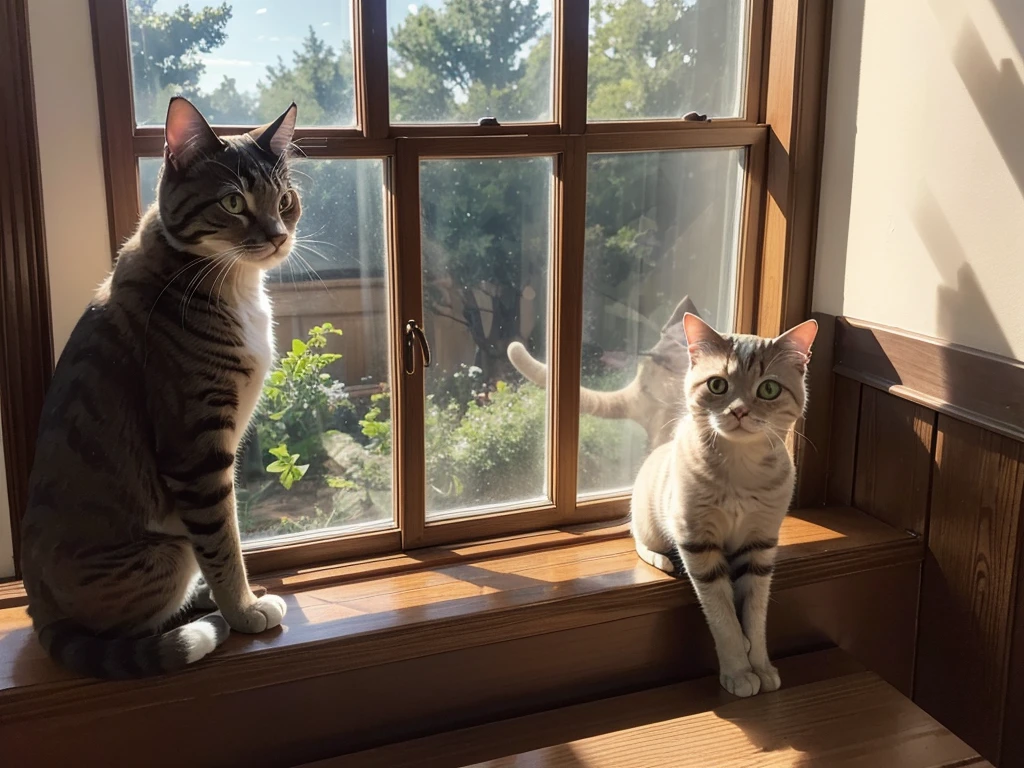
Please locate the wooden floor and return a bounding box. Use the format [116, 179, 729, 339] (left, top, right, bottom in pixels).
[324, 650, 989, 768]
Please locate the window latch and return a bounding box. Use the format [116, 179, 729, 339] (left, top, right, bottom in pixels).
[682, 111, 710, 122]
[477, 116, 501, 127]
[404, 320, 431, 375]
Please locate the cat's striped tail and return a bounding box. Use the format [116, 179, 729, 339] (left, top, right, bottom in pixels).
[36, 614, 230, 679]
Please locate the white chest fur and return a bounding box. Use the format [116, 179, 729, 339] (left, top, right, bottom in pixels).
[229, 281, 274, 452]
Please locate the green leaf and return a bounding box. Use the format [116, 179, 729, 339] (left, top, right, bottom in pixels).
[292, 338, 308, 356]
[268, 410, 287, 421]
[266, 459, 289, 473]
[268, 444, 291, 460]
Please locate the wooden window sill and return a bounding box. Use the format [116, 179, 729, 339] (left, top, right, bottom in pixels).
[0, 507, 921, 723]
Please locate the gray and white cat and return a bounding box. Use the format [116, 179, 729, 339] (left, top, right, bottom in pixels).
[630, 312, 817, 697]
[21, 97, 300, 678]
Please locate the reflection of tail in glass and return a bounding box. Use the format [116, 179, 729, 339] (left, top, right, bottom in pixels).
[507, 296, 704, 450]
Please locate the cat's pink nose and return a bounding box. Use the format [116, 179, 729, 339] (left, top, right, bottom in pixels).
[270, 233, 288, 249]
[731, 406, 750, 420]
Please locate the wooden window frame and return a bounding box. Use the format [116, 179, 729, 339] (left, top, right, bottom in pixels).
[1, 0, 831, 579]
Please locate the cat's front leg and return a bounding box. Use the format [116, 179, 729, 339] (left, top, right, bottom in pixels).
[170, 476, 286, 634]
[732, 538, 780, 692]
[679, 538, 761, 697]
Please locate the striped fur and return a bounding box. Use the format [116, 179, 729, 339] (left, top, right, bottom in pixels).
[21, 98, 301, 679]
[630, 313, 817, 698]
[506, 296, 700, 449]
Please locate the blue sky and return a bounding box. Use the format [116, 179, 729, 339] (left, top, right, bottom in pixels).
[146, 0, 552, 94]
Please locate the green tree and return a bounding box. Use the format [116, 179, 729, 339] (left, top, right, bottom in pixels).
[256, 28, 354, 125]
[389, 0, 550, 123]
[128, 0, 232, 124]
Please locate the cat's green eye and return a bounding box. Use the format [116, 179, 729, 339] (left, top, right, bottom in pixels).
[757, 380, 782, 400]
[707, 377, 729, 395]
[220, 193, 245, 214]
[279, 191, 295, 212]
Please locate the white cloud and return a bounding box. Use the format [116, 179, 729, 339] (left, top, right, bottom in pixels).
[408, 4, 418, 14]
[322, 21, 331, 27]
[255, 7, 267, 14]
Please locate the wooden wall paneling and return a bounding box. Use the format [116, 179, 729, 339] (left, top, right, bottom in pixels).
[2, 564, 920, 767]
[835, 316, 1024, 443]
[0, 0, 54, 576]
[1002, 506, 1024, 767]
[795, 311, 836, 508]
[915, 415, 1024, 762]
[853, 387, 936, 536]
[826, 375, 861, 507]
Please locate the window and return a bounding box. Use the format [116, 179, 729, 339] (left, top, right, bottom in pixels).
[80, 0, 776, 571]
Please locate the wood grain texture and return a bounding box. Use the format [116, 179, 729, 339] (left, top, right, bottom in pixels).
[835, 316, 1024, 443]
[757, 0, 831, 337]
[1002, 506, 1024, 768]
[3, 568, 923, 768]
[0, 509, 920, 724]
[0, 0, 54, 577]
[915, 416, 1024, 762]
[314, 653, 985, 768]
[552, 136, 586, 515]
[826, 375, 861, 506]
[354, 0, 390, 139]
[795, 310, 836, 508]
[89, 0, 140, 249]
[854, 386, 936, 536]
[556, 0, 587, 134]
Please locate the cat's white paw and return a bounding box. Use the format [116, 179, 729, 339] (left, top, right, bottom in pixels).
[753, 663, 781, 692]
[225, 594, 287, 634]
[720, 669, 761, 698]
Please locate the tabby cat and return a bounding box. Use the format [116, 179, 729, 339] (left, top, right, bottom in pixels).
[21, 97, 301, 678]
[630, 313, 817, 697]
[507, 296, 700, 448]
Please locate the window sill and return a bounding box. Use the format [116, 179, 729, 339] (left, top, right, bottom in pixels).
[0, 506, 921, 723]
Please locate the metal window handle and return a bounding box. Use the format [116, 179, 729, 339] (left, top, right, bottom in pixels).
[404, 320, 431, 374]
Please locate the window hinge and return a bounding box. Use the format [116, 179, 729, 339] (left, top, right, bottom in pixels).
[477, 116, 501, 127]
[404, 319, 431, 374]
[682, 111, 710, 123]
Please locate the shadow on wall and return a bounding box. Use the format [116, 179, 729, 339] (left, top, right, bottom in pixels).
[932, 0, 1024, 197]
[811, 0, 866, 316]
[911, 185, 1015, 360]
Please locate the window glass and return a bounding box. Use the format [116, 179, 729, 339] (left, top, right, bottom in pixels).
[419, 156, 554, 519]
[388, 0, 554, 124]
[127, 0, 356, 126]
[588, 0, 749, 121]
[140, 156, 393, 542]
[577, 148, 746, 496]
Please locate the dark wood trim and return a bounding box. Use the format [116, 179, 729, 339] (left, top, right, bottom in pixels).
[354, 0, 390, 140]
[552, 136, 586, 516]
[557, 0, 588, 135]
[584, 125, 764, 152]
[794, 310, 835, 507]
[89, 0, 139, 251]
[834, 316, 1024, 443]
[757, 0, 831, 337]
[0, 0, 54, 577]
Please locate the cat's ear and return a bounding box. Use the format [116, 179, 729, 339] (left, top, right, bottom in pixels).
[164, 97, 222, 171]
[775, 319, 818, 363]
[683, 313, 726, 358]
[661, 295, 700, 332]
[250, 102, 298, 157]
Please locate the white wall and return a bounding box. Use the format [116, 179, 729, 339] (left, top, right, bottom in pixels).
[814, 0, 1024, 360]
[0, 0, 113, 576]
[28, 0, 113, 355]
